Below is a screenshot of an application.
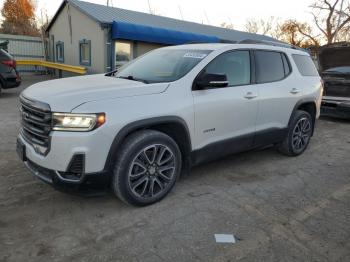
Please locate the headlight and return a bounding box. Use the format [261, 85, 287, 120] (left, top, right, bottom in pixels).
[52, 113, 105, 131]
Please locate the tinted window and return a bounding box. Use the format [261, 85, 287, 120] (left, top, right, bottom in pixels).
[116, 49, 212, 83]
[281, 53, 291, 76]
[204, 50, 251, 86]
[292, 54, 319, 76]
[255, 51, 285, 83]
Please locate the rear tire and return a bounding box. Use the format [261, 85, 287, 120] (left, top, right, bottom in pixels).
[112, 130, 182, 206]
[277, 110, 313, 156]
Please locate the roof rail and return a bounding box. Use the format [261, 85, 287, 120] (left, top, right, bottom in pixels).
[238, 39, 305, 51]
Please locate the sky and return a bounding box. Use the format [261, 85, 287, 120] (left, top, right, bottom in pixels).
[0, 0, 315, 31]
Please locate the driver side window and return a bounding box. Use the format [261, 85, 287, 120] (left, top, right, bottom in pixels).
[204, 50, 251, 86]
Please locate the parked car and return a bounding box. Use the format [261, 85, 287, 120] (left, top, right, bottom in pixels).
[318, 42, 350, 118]
[16, 43, 322, 206]
[0, 48, 21, 94]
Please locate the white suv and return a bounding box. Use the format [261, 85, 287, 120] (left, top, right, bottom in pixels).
[17, 43, 322, 206]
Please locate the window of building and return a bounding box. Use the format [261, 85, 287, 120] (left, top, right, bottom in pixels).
[292, 54, 319, 76]
[115, 41, 132, 67]
[203, 50, 251, 86]
[56, 41, 64, 63]
[79, 39, 91, 66]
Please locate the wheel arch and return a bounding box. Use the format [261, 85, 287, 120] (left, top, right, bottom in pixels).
[104, 116, 192, 172]
[289, 98, 317, 135]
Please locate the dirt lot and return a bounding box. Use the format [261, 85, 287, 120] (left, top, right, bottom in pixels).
[0, 75, 350, 262]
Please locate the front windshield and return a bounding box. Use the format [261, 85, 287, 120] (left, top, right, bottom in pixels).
[115, 49, 212, 83]
[324, 66, 350, 74]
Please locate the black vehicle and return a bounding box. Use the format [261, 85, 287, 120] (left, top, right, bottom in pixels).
[319, 42, 350, 118]
[0, 48, 21, 94]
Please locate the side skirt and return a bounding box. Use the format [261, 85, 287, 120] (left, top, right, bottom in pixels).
[190, 128, 288, 167]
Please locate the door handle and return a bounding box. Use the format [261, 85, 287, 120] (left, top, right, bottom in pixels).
[244, 92, 258, 99]
[290, 88, 301, 94]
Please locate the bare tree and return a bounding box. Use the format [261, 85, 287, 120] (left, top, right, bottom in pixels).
[337, 24, 350, 40]
[245, 17, 274, 34]
[245, 17, 281, 38]
[220, 22, 234, 29]
[275, 20, 320, 48]
[289, 20, 320, 46]
[310, 0, 350, 43]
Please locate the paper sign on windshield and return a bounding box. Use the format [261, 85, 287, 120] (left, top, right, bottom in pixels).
[183, 53, 207, 59]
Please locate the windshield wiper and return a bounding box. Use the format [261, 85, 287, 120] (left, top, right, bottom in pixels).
[117, 75, 149, 84]
[105, 69, 118, 76]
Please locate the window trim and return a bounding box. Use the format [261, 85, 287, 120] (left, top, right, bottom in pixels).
[192, 49, 253, 91]
[79, 39, 91, 66]
[55, 41, 64, 63]
[253, 49, 292, 84]
[281, 52, 292, 77]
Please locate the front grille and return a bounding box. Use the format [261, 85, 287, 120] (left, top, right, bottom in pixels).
[20, 95, 52, 155]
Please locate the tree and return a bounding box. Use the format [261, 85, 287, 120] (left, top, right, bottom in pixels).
[245, 17, 280, 37]
[0, 0, 40, 36]
[278, 20, 320, 47]
[220, 22, 234, 29]
[310, 0, 350, 43]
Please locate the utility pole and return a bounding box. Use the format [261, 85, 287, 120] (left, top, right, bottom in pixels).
[148, 0, 153, 14]
[178, 5, 184, 20]
[204, 11, 210, 25]
[106, 0, 113, 7]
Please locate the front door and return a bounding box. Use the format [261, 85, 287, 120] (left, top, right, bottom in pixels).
[192, 50, 258, 162]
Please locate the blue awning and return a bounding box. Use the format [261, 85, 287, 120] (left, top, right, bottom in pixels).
[112, 21, 220, 45]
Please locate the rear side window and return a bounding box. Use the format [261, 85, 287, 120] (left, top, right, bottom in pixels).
[292, 54, 319, 76]
[255, 51, 285, 83]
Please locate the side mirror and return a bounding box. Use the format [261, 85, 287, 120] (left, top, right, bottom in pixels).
[195, 73, 229, 90]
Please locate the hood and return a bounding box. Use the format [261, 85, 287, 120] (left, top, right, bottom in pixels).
[318, 43, 350, 73]
[22, 74, 169, 111]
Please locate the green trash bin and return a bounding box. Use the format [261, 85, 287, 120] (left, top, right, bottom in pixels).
[0, 40, 9, 51]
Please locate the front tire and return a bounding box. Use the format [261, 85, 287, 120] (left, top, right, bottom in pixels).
[277, 110, 313, 156]
[112, 130, 182, 206]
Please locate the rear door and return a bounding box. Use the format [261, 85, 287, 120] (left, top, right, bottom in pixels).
[253, 50, 302, 146]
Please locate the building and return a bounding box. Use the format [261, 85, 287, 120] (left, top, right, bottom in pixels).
[46, 0, 279, 74]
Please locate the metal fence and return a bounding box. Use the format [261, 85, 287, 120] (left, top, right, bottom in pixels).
[0, 33, 45, 73]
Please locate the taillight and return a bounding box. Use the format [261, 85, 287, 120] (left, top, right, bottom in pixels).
[1, 60, 16, 68]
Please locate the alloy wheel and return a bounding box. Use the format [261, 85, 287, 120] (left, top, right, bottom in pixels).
[127, 144, 176, 199]
[292, 117, 312, 152]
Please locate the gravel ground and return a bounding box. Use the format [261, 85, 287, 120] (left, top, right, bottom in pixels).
[0, 75, 350, 262]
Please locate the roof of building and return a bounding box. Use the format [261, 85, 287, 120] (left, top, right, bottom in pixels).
[47, 0, 280, 43]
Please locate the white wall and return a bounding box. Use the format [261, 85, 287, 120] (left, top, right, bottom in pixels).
[48, 4, 106, 74]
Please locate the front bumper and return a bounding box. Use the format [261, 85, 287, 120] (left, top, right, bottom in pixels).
[21, 155, 110, 191]
[17, 127, 111, 174]
[321, 97, 350, 119]
[17, 133, 111, 189]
